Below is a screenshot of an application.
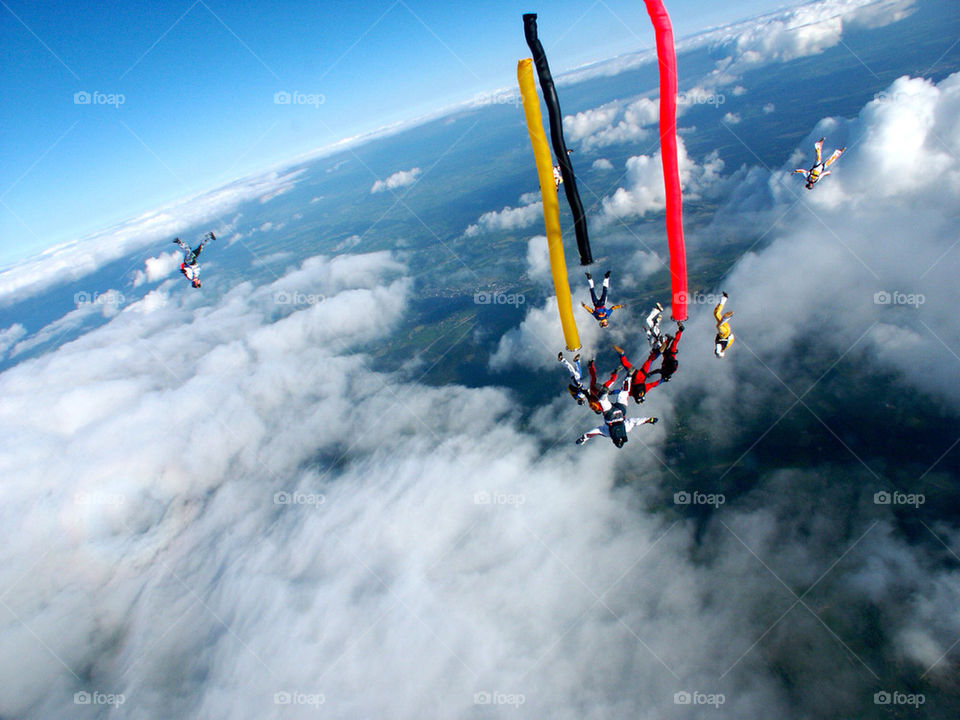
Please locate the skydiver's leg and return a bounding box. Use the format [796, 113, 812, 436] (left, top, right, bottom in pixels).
[815, 138, 824, 164]
[670, 326, 683, 351]
[558, 356, 581, 384]
[173, 238, 190, 251]
[713, 297, 727, 326]
[587, 275, 600, 307]
[587, 359, 599, 396]
[597, 275, 609, 307]
[603, 367, 620, 389]
[639, 348, 660, 379]
[645, 306, 662, 331]
[824, 148, 844, 168]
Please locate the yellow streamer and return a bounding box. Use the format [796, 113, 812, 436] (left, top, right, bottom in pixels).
[517, 58, 581, 351]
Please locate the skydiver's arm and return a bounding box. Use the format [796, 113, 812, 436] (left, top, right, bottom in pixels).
[713, 301, 726, 323]
[821, 170, 832, 178]
[722, 310, 734, 321]
[793, 169, 808, 175]
[581, 302, 595, 315]
[610, 304, 625, 312]
[624, 417, 653, 434]
[576, 425, 609, 445]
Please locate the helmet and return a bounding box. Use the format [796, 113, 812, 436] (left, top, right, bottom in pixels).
[193, 279, 202, 288]
[805, 181, 814, 189]
[600, 319, 608, 327]
[609, 423, 628, 447]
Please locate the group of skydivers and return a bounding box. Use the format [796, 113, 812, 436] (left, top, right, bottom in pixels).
[562, 271, 734, 448]
[561, 136, 844, 449]
[167, 139, 841, 449]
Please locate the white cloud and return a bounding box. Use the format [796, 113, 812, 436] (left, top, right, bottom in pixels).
[564, 97, 658, 151]
[723, 112, 742, 124]
[763, 103, 776, 114]
[132, 251, 181, 287]
[598, 139, 727, 224]
[525, 235, 551, 283]
[592, 158, 614, 171]
[0, 323, 26, 358]
[563, 104, 619, 142]
[464, 195, 543, 237]
[370, 167, 422, 194]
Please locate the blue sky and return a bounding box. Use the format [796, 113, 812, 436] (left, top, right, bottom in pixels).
[0, 0, 799, 266]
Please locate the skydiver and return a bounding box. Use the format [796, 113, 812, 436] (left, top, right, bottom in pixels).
[581, 271, 624, 328]
[558, 351, 586, 404]
[645, 302, 666, 349]
[793, 137, 845, 190]
[575, 369, 658, 448]
[558, 351, 604, 413]
[714, 292, 735, 358]
[173, 232, 215, 289]
[613, 345, 661, 404]
[657, 322, 684, 382]
[553, 150, 573, 189]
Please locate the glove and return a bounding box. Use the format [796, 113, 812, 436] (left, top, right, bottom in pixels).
[576, 435, 587, 445]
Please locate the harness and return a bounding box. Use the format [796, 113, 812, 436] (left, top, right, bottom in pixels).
[604, 403, 626, 426]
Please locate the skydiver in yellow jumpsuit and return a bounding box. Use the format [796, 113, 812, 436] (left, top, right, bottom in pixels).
[714, 292, 734, 358]
[794, 137, 845, 190]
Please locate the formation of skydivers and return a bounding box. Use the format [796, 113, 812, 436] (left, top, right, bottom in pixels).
[563, 269, 736, 449]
